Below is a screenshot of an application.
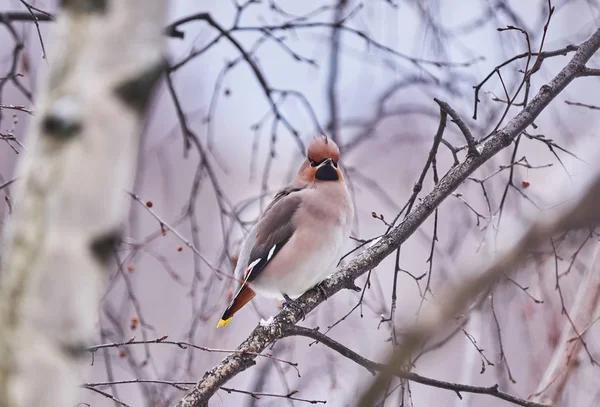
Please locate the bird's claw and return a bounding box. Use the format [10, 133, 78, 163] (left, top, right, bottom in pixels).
[283, 294, 305, 321]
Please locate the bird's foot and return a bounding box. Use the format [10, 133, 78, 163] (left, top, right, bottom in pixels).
[283, 294, 305, 321]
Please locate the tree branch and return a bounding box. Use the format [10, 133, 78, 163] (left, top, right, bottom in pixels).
[174, 26, 600, 407]
[433, 98, 479, 156]
[0, 11, 53, 22]
[358, 166, 600, 405]
[164, 12, 304, 152]
[578, 67, 600, 76]
[325, 0, 348, 143]
[283, 326, 548, 407]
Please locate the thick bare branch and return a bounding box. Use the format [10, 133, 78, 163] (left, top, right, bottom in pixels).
[284, 326, 547, 407]
[175, 26, 600, 407]
[358, 120, 600, 407]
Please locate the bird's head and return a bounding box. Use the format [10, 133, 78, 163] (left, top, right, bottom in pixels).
[298, 135, 343, 184]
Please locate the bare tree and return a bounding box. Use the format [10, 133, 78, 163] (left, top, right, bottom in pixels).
[1, 1, 600, 407]
[175, 23, 600, 407]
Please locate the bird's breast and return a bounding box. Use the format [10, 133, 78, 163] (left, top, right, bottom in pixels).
[248, 184, 353, 299]
[250, 224, 347, 299]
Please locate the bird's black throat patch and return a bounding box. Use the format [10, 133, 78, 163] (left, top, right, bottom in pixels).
[315, 164, 339, 181]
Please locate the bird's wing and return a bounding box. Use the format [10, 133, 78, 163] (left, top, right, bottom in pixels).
[247, 186, 305, 281]
[218, 186, 305, 326]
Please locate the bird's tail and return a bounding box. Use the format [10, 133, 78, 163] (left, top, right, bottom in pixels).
[217, 284, 256, 328]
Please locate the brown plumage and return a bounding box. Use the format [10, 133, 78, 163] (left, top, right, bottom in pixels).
[219, 285, 256, 325]
[217, 136, 353, 327]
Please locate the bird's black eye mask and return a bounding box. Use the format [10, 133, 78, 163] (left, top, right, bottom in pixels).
[309, 158, 338, 168]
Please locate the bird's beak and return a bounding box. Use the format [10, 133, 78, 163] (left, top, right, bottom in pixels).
[318, 158, 334, 169]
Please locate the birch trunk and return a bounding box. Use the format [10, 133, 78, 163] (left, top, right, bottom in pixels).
[0, 1, 166, 406]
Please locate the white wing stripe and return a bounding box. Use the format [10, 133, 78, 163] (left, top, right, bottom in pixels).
[245, 258, 261, 280]
[266, 244, 277, 261]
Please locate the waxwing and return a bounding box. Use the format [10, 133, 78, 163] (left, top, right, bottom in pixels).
[217, 136, 353, 327]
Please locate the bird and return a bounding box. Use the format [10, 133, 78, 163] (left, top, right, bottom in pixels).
[217, 135, 354, 328]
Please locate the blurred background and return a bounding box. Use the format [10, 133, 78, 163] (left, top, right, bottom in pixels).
[1, 0, 600, 406]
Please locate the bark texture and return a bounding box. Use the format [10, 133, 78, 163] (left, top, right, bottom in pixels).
[175, 27, 600, 407]
[0, 1, 166, 406]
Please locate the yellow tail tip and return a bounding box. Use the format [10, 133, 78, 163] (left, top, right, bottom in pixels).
[216, 317, 232, 328]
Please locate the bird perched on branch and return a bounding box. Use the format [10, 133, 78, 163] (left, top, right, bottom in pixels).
[217, 136, 353, 327]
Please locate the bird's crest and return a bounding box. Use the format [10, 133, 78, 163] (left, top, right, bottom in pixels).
[307, 135, 340, 163]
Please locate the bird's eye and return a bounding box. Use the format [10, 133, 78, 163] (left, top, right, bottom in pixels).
[309, 159, 318, 167]
[332, 161, 338, 168]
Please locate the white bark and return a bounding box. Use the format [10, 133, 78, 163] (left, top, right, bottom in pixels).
[530, 243, 600, 405]
[0, 1, 166, 406]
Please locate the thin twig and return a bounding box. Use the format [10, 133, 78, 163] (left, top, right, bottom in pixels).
[434, 98, 479, 156]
